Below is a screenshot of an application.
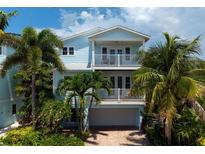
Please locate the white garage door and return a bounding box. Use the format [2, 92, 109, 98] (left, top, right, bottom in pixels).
[89, 108, 137, 127]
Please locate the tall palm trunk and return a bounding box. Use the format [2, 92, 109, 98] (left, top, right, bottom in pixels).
[165, 118, 172, 145]
[74, 93, 79, 130]
[85, 89, 94, 131]
[31, 73, 36, 130]
[79, 97, 84, 133]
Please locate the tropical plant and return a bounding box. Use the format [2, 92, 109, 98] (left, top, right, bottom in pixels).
[57, 72, 111, 133]
[0, 126, 84, 146]
[37, 99, 71, 133]
[0, 10, 17, 32]
[0, 27, 64, 129]
[131, 32, 205, 144]
[173, 107, 205, 145]
[85, 71, 111, 128]
[14, 62, 54, 124]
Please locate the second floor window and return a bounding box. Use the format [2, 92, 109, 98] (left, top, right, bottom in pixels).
[125, 47, 130, 61]
[63, 47, 68, 55]
[102, 47, 107, 54]
[0, 46, 2, 55]
[62, 47, 74, 55]
[69, 47, 74, 55]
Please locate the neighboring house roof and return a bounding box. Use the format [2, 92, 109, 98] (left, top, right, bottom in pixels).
[88, 25, 150, 41]
[6, 32, 21, 37]
[61, 27, 105, 41]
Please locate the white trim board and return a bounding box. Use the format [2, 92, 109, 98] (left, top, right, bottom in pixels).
[93, 66, 141, 70]
[88, 25, 150, 41]
[61, 27, 104, 41]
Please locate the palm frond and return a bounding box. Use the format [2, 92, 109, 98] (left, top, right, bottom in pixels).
[177, 76, 205, 99]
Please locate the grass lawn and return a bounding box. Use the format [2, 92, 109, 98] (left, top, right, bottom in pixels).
[0, 126, 84, 146]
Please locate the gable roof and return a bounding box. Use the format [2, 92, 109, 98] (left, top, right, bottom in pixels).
[88, 25, 150, 41]
[61, 27, 104, 41]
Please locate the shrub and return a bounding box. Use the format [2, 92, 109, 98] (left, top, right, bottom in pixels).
[146, 124, 166, 145]
[42, 134, 84, 146]
[0, 127, 41, 146]
[172, 107, 205, 145]
[198, 137, 205, 146]
[37, 99, 71, 133]
[76, 130, 90, 141]
[0, 126, 84, 146]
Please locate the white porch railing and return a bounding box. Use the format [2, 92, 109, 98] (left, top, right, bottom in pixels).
[94, 54, 139, 67]
[97, 88, 144, 100]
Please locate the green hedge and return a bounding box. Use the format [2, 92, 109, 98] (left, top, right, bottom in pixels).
[146, 124, 166, 146]
[198, 137, 205, 146]
[0, 126, 84, 146]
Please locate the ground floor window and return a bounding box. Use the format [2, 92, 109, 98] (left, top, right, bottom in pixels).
[0, 46, 2, 55]
[12, 104, 16, 115]
[125, 77, 131, 89]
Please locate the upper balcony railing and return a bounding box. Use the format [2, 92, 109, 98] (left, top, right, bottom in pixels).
[94, 54, 139, 67]
[97, 88, 144, 101]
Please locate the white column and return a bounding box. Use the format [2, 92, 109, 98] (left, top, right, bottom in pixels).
[117, 88, 120, 102]
[117, 55, 120, 67]
[137, 106, 144, 130]
[91, 40, 95, 71]
[142, 40, 145, 50]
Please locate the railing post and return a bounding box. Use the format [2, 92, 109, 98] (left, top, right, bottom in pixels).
[91, 40, 95, 71]
[118, 88, 120, 102]
[118, 55, 120, 67]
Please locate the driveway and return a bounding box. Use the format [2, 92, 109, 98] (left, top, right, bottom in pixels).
[85, 128, 149, 146]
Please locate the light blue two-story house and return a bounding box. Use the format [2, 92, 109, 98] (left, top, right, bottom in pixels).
[54, 25, 150, 129]
[0, 25, 150, 129]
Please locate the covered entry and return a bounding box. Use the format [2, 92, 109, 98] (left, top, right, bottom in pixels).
[89, 107, 140, 128]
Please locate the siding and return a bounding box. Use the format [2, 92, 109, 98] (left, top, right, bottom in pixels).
[91, 28, 146, 41]
[0, 47, 23, 128]
[60, 36, 91, 65]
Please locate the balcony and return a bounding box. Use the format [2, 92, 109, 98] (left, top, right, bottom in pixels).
[94, 54, 139, 67]
[97, 88, 144, 101]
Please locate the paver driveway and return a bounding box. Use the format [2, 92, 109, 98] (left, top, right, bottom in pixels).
[85, 128, 149, 146]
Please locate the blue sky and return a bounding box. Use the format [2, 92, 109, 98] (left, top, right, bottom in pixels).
[1, 7, 205, 59]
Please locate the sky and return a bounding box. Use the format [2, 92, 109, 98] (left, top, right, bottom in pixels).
[1, 7, 205, 59]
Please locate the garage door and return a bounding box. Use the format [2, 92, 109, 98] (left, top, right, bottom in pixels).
[89, 108, 137, 127]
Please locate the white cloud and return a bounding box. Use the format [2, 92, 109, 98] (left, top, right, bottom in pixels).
[37, 8, 205, 58]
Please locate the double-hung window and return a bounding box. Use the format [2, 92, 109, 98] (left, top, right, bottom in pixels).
[125, 47, 130, 61]
[68, 47, 74, 55]
[125, 77, 131, 89]
[12, 104, 16, 115]
[62, 47, 74, 56]
[102, 47, 108, 64]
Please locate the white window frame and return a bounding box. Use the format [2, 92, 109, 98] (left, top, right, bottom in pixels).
[100, 46, 131, 55]
[125, 47, 131, 61]
[62, 46, 75, 56]
[125, 76, 131, 89]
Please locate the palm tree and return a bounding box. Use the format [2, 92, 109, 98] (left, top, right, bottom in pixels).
[131, 32, 205, 144]
[0, 10, 17, 32]
[85, 71, 111, 129]
[58, 72, 111, 133]
[0, 27, 64, 129]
